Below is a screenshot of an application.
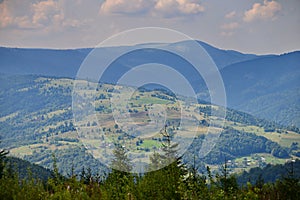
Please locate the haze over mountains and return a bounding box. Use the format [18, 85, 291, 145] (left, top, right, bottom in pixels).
[0, 41, 299, 127]
[0, 41, 258, 77]
[221, 51, 300, 127]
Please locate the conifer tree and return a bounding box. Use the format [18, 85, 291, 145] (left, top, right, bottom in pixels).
[0, 141, 8, 179]
[178, 155, 209, 199]
[104, 144, 135, 199]
[215, 158, 238, 198]
[138, 125, 186, 200]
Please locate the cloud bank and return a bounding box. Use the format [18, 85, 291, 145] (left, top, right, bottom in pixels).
[100, 0, 155, 15]
[99, 0, 205, 17]
[0, 0, 89, 30]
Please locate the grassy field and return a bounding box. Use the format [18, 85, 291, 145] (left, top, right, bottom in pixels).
[233, 124, 300, 148]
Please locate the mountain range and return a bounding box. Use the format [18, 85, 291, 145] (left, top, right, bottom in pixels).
[0, 41, 299, 127]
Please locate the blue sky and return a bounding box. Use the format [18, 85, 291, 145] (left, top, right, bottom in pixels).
[0, 0, 299, 54]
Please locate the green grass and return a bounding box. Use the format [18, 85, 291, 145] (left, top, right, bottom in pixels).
[256, 153, 286, 165]
[139, 140, 161, 149]
[235, 153, 286, 166]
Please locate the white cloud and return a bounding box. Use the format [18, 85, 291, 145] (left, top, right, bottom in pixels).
[100, 0, 154, 15]
[154, 0, 204, 17]
[32, 0, 63, 27]
[99, 0, 204, 17]
[178, 0, 204, 14]
[0, 0, 37, 29]
[0, 0, 63, 29]
[0, 0, 91, 30]
[0, 1, 13, 28]
[225, 11, 236, 19]
[154, 0, 178, 14]
[243, 0, 281, 22]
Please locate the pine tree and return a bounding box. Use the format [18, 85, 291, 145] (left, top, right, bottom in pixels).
[80, 166, 86, 183]
[111, 144, 132, 172]
[104, 144, 135, 199]
[0, 141, 8, 179]
[178, 155, 209, 199]
[215, 158, 238, 198]
[138, 125, 186, 200]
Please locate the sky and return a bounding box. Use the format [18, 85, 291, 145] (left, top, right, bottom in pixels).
[0, 0, 299, 54]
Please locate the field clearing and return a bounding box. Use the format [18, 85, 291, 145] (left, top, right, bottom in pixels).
[260, 154, 287, 165]
[10, 146, 34, 156]
[254, 131, 300, 148]
[235, 153, 287, 166]
[139, 140, 161, 149]
[232, 124, 300, 147]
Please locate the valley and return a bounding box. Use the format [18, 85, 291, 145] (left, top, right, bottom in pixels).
[0, 74, 299, 175]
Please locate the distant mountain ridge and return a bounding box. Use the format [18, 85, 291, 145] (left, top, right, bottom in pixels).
[0, 41, 259, 78]
[0, 47, 90, 77]
[195, 41, 260, 69]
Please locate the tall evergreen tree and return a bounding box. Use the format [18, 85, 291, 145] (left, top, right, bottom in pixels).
[104, 144, 135, 200]
[178, 155, 209, 199]
[215, 158, 238, 198]
[138, 125, 187, 200]
[0, 141, 9, 179]
[111, 144, 132, 172]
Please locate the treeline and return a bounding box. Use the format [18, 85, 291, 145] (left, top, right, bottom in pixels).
[1, 153, 299, 199]
[184, 128, 289, 166]
[1, 141, 300, 200]
[237, 159, 300, 185]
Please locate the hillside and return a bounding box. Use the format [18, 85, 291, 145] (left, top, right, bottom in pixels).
[221, 51, 300, 127]
[3, 156, 54, 181]
[0, 74, 299, 175]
